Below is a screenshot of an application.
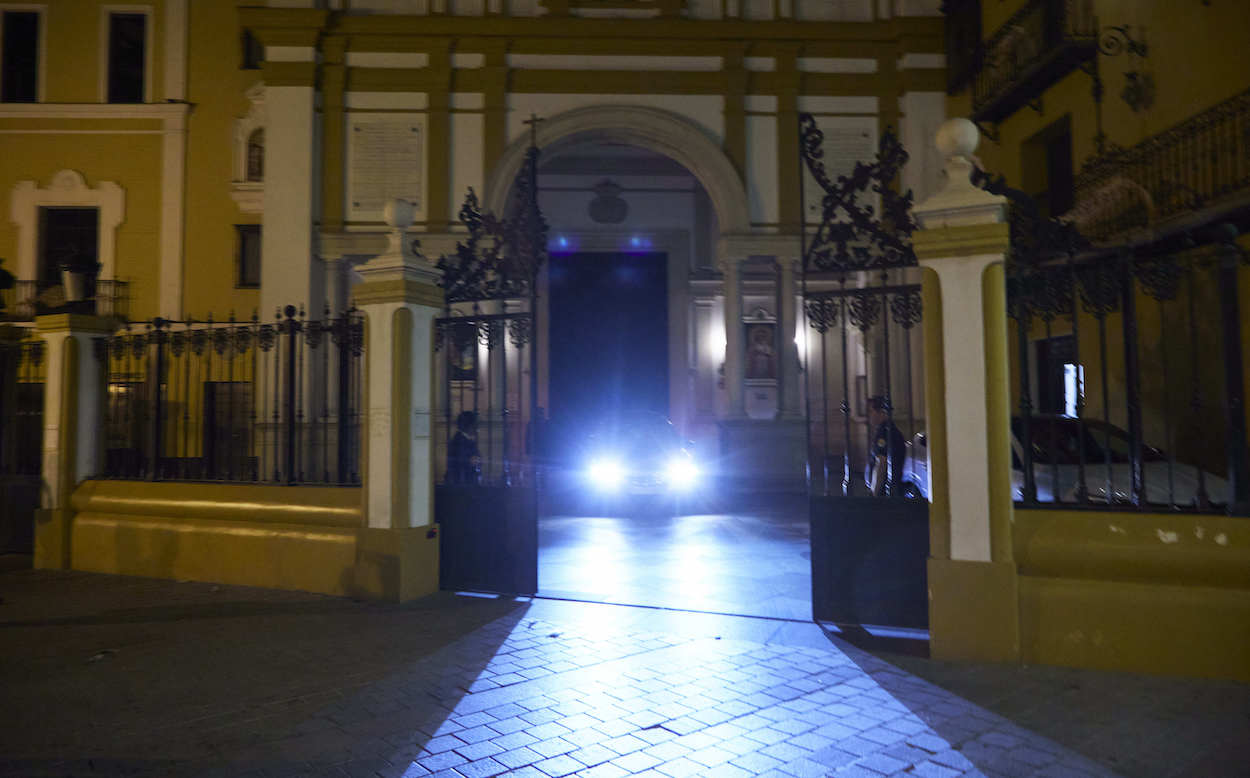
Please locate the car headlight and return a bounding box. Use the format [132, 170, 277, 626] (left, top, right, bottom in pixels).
[666, 457, 698, 490]
[587, 458, 624, 491]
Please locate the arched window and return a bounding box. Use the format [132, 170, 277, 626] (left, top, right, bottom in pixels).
[246, 128, 264, 182]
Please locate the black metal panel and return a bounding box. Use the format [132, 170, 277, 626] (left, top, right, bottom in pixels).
[437, 485, 538, 595]
[0, 336, 43, 554]
[810, 496, 929, 629]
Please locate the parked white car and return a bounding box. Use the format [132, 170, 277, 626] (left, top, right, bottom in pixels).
[903, 417, 1229, 508]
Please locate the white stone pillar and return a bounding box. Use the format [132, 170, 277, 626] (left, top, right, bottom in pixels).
[34, 314, 112, 569]
[721, 255, 745, 417]
[779, 257, 801, 417]
[913, 119, 1008, 563]
[261, 59, 320, 318]
[353, 200, 443, 529]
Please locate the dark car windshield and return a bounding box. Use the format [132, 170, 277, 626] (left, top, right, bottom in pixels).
[589, 414, 681, 458]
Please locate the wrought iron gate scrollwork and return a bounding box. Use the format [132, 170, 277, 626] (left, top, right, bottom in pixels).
[433, 120, 548, 596]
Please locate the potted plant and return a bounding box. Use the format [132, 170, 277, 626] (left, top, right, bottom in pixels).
[56, 248, 99, 303]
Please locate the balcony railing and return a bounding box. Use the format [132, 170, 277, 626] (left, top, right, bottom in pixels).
[1070, 86, 1250, 241]
[972, 0, 1098, 123]
[0, 278, 129, 322]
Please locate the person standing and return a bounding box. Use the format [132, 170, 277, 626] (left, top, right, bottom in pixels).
[446, 411, 481, 484]
[865, 396, 906, 496]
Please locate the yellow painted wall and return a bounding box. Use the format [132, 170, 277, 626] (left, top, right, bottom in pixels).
[972, 1, 1250, 182]
[41, 0, 166, 104]
[0, 132, 164, 319]
[182, 1, 262, 320]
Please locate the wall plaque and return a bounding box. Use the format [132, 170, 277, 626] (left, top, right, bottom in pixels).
[802, 115, 878, 223]
[346, 114, 427, 222]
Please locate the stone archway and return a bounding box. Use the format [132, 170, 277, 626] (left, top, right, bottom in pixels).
[484, 104, 751, 234]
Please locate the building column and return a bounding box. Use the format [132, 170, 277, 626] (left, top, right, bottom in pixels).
[720, 254, 745, 417]
[913, 119, 1019, 663]
[33, 314, 112, 569]
[261, 53, 321, 318]
[779, 257, 801, 417]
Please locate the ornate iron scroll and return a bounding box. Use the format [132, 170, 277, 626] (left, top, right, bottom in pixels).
[437, 142, 548, 304]
[799, 114, 918, 276]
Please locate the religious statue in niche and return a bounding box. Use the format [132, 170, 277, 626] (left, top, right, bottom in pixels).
[745, 322, 776, 380]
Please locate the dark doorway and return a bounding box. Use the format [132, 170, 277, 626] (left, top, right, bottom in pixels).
[39, 207, 98, 284]
[548, 252, 668, 428]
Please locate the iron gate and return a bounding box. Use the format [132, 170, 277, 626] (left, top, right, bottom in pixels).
[0, 331, 44, 554]
[799, 115, 930, 629]
[433, 132, 546, 595]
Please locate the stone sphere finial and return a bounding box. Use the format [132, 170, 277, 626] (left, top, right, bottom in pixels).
[936, 118, 979, 160]
[383, 198, 414, 230]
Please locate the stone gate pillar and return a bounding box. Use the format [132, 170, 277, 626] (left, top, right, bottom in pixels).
[33, 314, 112, 569]
[912, 119, 1020, 663]
[349, 199, 443, 600]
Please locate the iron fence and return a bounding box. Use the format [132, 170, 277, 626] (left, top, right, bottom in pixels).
[0, 330, 44, 553]
[95, 306, 363, 485]
[1, 278, 129, 321]
[1072, 86, 1250, 241]
[803, 278, 923, 498]
[984, 152, 1250, 513]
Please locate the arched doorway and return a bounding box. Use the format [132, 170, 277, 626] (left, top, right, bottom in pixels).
[486, 107, 810, 620]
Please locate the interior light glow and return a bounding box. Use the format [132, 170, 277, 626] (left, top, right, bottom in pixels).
[557, 235, 569, 248]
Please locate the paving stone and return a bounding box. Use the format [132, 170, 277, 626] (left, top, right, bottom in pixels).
[529, 738, 578, 759]
[452, 740, 503, 761]
[568, 744, 617, 767]
[534, 754, 584, 777]
[454, 757, 508, 777]
[493, 747, 544, 769]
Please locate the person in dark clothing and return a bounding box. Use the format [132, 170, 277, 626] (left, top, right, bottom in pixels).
[865, 396, 906, 496]
[446, 410, 481, 484]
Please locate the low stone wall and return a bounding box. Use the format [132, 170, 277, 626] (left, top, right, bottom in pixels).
[54, 481, 438, 602]
[1014, 509, 1250, 681]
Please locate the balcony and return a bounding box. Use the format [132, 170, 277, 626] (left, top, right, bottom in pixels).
[1, 279, 129, 323]
[972, 0, 1098, 124]
[1070, 86, 1250, 242]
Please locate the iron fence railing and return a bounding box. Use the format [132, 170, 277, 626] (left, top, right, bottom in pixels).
[94, 306, 363, 485]
[972, 0, 1097, 123]
[0, 330, 45, 553]
[1071, 86, 1250, 241]
[1, 278, 129, 321]
[1002, 234, 1249, 514]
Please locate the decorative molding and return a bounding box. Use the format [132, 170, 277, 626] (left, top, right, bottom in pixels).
[485, 104, 751, 234]
[233, 82, 267, 188]
[8, 169, 126, 283]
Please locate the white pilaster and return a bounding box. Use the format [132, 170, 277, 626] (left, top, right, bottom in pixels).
[914, 119, 1008, 563]
[779, 257, 801, 417]
[37, 325, 107, 510]
[721, 254, 745, 417]
[262, 81, 319, 317]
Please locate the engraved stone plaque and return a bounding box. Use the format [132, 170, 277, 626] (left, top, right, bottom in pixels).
[802, 115, 879, 223]
[347, 114, 426, 222]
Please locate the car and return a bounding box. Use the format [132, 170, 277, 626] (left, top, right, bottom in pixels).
[547, 411, 703, 512]
[902, 416, 1230, 507]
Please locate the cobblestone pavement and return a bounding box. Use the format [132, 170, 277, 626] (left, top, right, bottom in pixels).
[1, 567, 1246, 778]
